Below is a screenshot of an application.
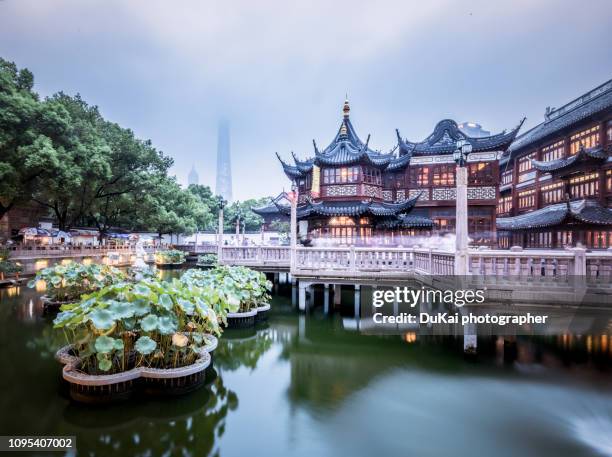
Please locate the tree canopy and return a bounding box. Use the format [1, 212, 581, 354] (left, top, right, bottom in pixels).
[0, 58, 270, 238]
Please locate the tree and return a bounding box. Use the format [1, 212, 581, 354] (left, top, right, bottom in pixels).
[187, 184, 217, 231]
[0, 58, 64, 221]
[134, 177, 211, 242]
[223, 198, 268, 232]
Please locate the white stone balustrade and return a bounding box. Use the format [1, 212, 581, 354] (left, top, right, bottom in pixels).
[7, 245, 154, 260]
[218, 245, 612, 281]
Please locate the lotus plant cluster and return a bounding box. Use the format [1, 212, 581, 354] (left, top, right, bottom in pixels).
[154, 249, 186, 265]
[28, 262, 126, 303]
[181, 266, 272, 314]
[0, 248, 21, 280]
[197, 253, 218, 266]
[53, 277, 221, 373]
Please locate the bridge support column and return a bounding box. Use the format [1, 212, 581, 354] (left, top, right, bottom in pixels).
[333, 284, 342, 307]
[292, 278, 297, 307]
[298, 282, 308, 312]
[464, 322, 477, 355]
[354, 285, 361, 318]
[323, 284, 330, 315]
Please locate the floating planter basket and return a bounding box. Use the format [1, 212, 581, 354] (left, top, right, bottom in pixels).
[55, 345, 212, 403]
[255, 303, 271, 322]
[225, 309, 258, 329]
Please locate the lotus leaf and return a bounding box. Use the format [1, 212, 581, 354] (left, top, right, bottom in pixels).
[88, 308, 115, 330]
[134, 336, 157, 355]
[158, 293, 173, 310]
[97, 356, 112, 372]
[140, 314, 159, 332]
[94, 335, 118, 354]
[108, 301, 135, 319]
[157, 315, 178, 335]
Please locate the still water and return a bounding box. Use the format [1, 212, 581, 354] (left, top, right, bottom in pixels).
[1, 272, 612, 457]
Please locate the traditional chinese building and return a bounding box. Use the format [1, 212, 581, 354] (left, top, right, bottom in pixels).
[496, 79, 612, 249]
[273, 99, 521, 246]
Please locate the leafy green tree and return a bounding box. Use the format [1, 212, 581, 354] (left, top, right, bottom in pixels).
[223, 198, 268, 232]
[0, 58, 64, 221]
[187, 184, 217, 231]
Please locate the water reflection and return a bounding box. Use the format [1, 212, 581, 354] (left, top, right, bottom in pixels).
[58, 371, 237, 457]
[2, 275, 612, 456]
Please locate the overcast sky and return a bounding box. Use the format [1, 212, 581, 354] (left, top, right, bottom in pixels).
[1, 0, 611, 200]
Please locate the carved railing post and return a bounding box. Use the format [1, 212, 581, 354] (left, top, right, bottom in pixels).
[573, 247, 587, 276]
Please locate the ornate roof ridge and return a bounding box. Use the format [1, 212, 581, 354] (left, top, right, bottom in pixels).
[509, 79, 612, 153]
[398, 118, 524, 156]
[496, 198, 612, 230]
[531, 144, 610, 172]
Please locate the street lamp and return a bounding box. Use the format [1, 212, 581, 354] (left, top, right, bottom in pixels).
[453, 138, 472, 275]
[453, 138, 473, 167]
[216, 196, 226, 259]
[235, 208, 242, 241]
[288, 181, 299, 272]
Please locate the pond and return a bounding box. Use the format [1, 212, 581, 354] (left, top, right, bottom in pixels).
[1, 271, 612, 457]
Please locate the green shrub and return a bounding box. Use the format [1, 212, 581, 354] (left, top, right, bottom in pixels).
[154, 249, 186, 265]
[197, 253, 217, 265]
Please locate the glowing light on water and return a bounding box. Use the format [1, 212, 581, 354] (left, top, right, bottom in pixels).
[403, 332, 417, 343]
[572, 415, 612, 457]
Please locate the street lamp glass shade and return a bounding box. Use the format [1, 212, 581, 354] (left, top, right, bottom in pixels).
[463, 142, 473, 154]
[453, 150, 461, 163]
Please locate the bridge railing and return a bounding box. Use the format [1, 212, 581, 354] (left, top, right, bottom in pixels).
[6, 245, 155, 260]
[221, 246, 290, 266]
[214, 244, 612, 280]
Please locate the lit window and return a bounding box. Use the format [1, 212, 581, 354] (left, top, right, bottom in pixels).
[570, 126, 600, 155]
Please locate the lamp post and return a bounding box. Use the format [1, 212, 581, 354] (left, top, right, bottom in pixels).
[235, 209, 242, 241]
[216, 196, 226, 260]
[453, 138, 472, 275]
[288, 182, 299, 273]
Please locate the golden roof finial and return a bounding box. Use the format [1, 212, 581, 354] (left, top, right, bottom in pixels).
[343, 95, 350, 118]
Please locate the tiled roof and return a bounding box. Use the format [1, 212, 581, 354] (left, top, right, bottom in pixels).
[274, 192, 422, 218]
[398, 119, 523, 156]
[376, 214, 435, 229]
[531, 144, 610, 173]
[508, 79, 612, 154]
[496, 199, 612, 231]
[277, 106, 412, 178]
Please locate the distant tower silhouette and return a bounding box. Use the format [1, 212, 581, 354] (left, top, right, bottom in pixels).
[215, 119, 233, 201]
[188, 165, 199, 186]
